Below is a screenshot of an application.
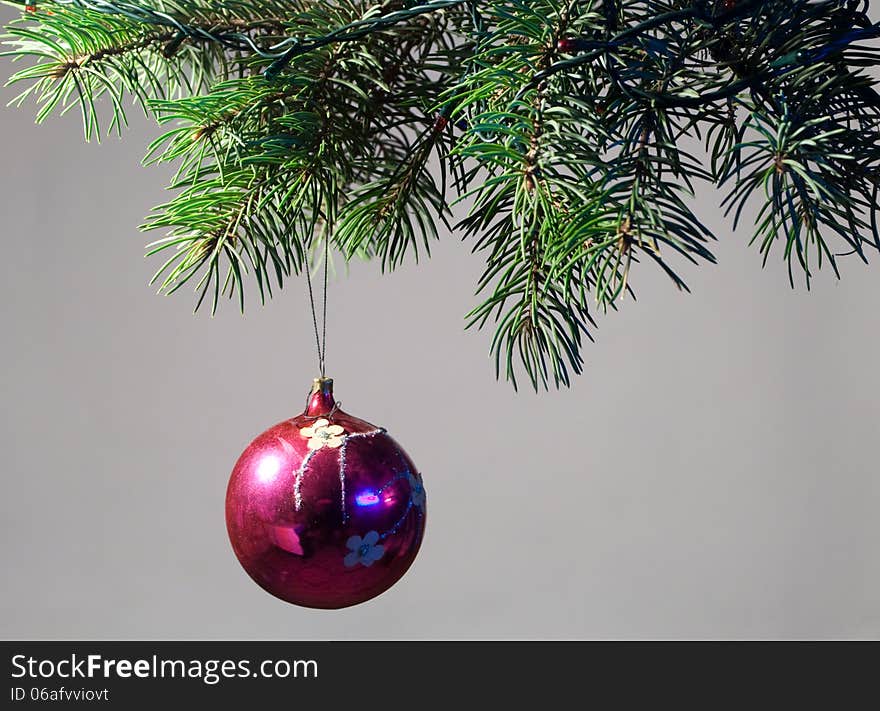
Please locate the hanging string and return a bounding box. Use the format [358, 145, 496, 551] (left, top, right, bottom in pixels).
[320, 229, 328, 376]
[304, 227, 330, 377]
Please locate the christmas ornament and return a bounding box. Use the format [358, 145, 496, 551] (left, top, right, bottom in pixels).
[226, 377, 427, 609]
[225, 222, 426, 608]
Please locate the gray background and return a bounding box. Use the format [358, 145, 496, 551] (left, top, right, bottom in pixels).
[1, 7, 878, 638]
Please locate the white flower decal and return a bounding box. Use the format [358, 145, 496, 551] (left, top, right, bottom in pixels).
[407, 471, 426, 510]
[299, 418, 345, 450]
[344, 531, 384, 568]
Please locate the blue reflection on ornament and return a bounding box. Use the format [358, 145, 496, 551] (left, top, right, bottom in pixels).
[355, 491, 381, 507]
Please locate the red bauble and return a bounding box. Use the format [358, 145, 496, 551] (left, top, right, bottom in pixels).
[226, 378, 426, 609]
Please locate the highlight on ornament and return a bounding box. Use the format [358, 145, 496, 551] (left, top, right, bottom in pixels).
[225, 378, 426, 609]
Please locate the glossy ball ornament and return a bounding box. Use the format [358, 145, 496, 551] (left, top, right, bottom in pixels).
[225, 378, 426, 609]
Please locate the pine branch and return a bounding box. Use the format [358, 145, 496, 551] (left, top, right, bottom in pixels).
[1, 0, 292, 138]
[2, 0, 878, 390]
[139, 0, 470, 311]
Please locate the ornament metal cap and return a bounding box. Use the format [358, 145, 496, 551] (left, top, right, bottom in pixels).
[306, 377, 335, 417]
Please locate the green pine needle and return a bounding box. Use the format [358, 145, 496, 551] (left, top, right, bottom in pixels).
[2, 0, 878, 389]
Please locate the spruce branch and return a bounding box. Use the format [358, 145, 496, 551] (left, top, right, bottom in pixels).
[2, 0, 878, 390]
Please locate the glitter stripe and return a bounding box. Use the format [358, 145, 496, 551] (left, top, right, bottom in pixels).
[337, 429, 384, 521]
[380, 499, 415, 541]
[294, 429, 385, 517]
[293, 449, 317, 511]
[344, 428, 386, 441]
[338, 438, 348, 523]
